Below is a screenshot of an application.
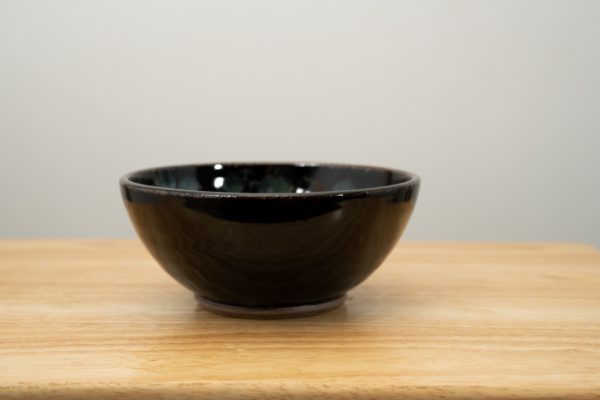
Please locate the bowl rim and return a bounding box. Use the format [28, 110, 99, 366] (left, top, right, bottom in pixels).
[120, 161, 420, 199]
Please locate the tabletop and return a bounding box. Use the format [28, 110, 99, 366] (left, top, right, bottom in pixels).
[1, 240, 600, 399]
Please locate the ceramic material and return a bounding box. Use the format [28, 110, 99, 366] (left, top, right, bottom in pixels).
[120, 162, 420, 318]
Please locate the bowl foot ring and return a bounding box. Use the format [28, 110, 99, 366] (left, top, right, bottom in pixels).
[195, 294, 346, 319]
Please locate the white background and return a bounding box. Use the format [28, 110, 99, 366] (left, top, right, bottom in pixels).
[1, 0, 599, 246]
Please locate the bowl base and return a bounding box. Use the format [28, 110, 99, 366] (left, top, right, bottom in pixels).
[195, 294, 346, 319]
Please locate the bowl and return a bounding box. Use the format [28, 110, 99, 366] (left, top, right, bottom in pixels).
[120, 162, 420, 318]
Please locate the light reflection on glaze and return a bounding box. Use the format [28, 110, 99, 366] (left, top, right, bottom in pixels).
[132, 164, 409, 194]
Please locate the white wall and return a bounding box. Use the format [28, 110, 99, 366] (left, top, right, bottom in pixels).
[1, 0, 599, 246]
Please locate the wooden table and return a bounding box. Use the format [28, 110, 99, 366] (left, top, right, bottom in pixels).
[1, 240, 600, 399]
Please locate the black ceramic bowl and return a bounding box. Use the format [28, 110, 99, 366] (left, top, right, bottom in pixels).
[120, 162, 419, 318]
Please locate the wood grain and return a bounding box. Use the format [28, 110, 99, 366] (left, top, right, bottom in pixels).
[1, 240, 600, 399]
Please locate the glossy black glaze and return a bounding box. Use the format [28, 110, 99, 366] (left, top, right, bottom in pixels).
[120, 162, 420, 310]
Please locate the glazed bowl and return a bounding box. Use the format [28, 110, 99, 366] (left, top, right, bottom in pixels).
[120, 162, 419, 318]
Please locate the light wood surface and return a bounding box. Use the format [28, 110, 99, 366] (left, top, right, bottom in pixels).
[1, 240, 600, 399]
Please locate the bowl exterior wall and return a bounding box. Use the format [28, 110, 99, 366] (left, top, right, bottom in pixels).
[121, 183, 418, 307]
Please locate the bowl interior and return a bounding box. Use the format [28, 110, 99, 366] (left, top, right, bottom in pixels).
[128, 163, 412, 194]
